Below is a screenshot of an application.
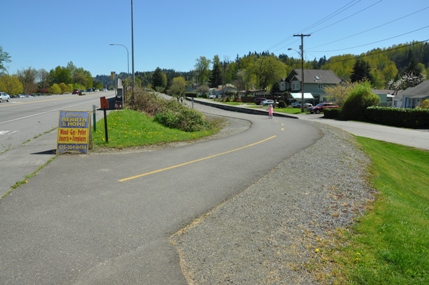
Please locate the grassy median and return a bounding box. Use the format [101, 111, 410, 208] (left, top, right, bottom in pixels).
[92, 109, 223, 149]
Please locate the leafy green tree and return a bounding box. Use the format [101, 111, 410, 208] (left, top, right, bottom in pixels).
[0, 46, 11, 74]
[59, 83, 69, 94]
[151, 67, 167, 92]
[197, 84, 210, 97]
[350, 59, 374, 84]
[421, 99, 429, 109]
[362, 51, 398, 88]
[72, 68, 91, 88]
[252, 55, 286, 90]
[209, 55, 222, 88]
[17, 67, 38, 94]
[271, 81, 281, 95]
[94, 81, 103, 90]
[50, 66, 71, 85]
[322, 54, 356, 81]
[0, 74, 23, 94]
[49, 83, 62, 94]
[232, 69, 247, 92]
[38, 69, 50, 93]
[194, 56, 211, 85]
[168, 76, 186, 97]
[341, 82, 380, 121]
[324, 82, 354, 107]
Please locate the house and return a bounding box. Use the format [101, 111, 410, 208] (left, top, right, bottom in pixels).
[237, 89, 268, 98]
[279, 69, 342, 104]
[401, 80, 429, 108]
[372, 89, 395, 107]
[209, 84, 238, 97]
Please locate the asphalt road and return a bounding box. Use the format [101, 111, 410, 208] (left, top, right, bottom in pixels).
[0, 99, 321, 284]
[1, 97, 428, 284]
[0, 92, 114, 197]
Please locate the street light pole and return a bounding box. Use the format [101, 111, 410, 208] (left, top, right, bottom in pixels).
[110, 43, 129, 108]
[293, 34, 310, 113]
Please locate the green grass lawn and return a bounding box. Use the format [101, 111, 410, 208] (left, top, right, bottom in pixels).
[92, 109, 221, 149]
[325, 137, 429, 284]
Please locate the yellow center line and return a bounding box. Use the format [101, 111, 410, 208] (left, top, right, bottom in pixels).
[118, 135, 277, 182]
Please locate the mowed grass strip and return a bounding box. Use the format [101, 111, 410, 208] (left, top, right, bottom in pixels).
[329, 137, 429, 284]
[92, 109, 220, 148]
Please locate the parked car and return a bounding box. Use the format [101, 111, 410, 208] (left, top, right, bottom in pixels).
[291, 101, 313, 108]
[208, 94, 216, 99]
[0, 92, 11, 102]
[78, 90, 86, 95]
[291, 101, 300, 108]
[261, 99, 275, 106]
[72, 89, 79, 94]
[309, 102, 339, 114]
[254, 97, 267, 105]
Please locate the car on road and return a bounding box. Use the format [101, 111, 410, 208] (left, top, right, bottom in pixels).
[0, 92, 11, 102]
[72, 89, 79, 95]
[291, 101, 313, 108]
[309, 102, 339, 114]
[78, 90, 86, 95]
[261, 99, 275, 106]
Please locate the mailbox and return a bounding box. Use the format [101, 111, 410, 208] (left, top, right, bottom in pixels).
[100, 96, 109, 109]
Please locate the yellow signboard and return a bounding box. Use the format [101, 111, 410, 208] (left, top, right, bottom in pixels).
[57, 111, 91, 154]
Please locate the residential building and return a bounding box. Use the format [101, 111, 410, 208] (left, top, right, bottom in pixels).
[279, 69, 342, 104]
[372, 89, 395, 107]
[401, 80, 429, 108]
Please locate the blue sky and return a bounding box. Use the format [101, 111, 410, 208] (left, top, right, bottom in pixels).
[2, 0, 429, 76]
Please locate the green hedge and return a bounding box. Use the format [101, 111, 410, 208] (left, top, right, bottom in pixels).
[365, 107, 429, 129]
[323, 108, 341, 119]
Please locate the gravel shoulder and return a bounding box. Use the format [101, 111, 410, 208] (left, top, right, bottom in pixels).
[171, 122, 376, 284]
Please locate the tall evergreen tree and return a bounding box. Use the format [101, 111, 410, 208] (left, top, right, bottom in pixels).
[151, 67, 167, 91]
[0, 46, 11, 74]
[209, 55, 222, 88]
[350, 59, 373, 84]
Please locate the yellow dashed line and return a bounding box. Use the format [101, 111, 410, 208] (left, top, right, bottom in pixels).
[118, 135, 277, 182]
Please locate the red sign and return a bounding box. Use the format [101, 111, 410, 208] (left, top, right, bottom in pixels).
[100, 97, 109, 109]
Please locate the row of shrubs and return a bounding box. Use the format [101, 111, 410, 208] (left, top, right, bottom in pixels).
[323, 82, 429, 129]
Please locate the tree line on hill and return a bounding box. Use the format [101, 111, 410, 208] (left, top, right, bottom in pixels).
[1, 41, 428, 95]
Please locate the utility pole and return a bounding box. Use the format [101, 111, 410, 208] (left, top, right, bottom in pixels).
[293, 34, 310, 113]
[222, 61, 226, 99]
[131, 0, 135, 105]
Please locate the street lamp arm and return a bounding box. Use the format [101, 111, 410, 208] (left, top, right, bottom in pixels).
[109, 43, 130, 75]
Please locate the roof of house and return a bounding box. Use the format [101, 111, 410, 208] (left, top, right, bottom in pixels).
[372, 89, 394, 95]
[285, 69, 342, 84]
[402, 80, 429, 97]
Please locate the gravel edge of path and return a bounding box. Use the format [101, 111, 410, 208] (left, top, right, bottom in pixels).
[170, 122, 377, 284]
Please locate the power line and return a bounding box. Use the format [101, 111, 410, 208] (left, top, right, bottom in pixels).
[310, 25, 429, 53]
[310, 0, 382, 35]
[267, 0, 359, 51]
[272, 0, 383, 53]
[308, 5, 429, 51]
[296, 0, 361, 34]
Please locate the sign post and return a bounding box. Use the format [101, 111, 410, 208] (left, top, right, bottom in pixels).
[100, 96, 109, 143]
[57, 111, 91, 154]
